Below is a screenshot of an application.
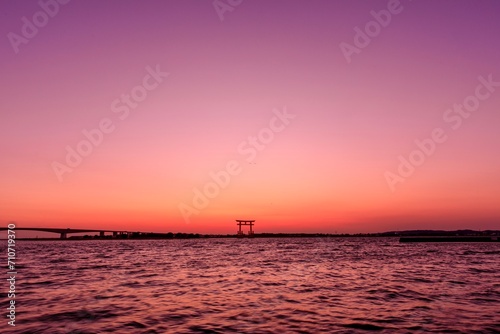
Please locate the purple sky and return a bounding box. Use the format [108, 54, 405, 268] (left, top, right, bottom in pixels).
[1, 0, 500, 235]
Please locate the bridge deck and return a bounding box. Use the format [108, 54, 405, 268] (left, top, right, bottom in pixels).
[0, 227, 131, 239]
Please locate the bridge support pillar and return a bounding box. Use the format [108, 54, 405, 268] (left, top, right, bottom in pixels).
[113, 232, 117, 238]
[100, 231, 105, 237]
[60, 232, 67, 239]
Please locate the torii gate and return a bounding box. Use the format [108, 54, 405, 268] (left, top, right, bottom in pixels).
[236, 220, 255, 236]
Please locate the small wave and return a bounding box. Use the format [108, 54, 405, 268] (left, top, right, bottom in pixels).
[483, 250, 500, 255]
[468, 267, 494, 273]
[49, 258, 70, 263]
[40, 309, 117, 322]
[119, 281, 143, 288]
[124, 321, 147, 328]
[461, 250, 479, 255]
[188, 324, 224, 333]
[31, 280, 55, 285]
[342, 323, 384, 331]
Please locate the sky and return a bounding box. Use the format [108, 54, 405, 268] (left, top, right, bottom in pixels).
[1, 0, 499, 236]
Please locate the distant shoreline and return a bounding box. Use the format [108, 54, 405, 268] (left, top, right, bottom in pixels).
[2, 230, 498, 241]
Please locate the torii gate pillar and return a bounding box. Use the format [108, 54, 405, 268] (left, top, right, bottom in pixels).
[236, 220, 255, 237]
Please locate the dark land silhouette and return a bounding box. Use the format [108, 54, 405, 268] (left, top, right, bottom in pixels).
[3, 228, 499, 241]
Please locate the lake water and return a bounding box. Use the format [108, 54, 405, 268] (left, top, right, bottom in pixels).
[2, 238, 499, 333]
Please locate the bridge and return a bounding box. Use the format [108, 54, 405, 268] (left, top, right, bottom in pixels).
[0, 227, 131, 239]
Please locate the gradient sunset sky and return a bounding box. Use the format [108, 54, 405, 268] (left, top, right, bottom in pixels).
[1, 0, 499, 236]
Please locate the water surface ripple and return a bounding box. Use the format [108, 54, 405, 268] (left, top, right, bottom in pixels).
[2, 238, 499, 333]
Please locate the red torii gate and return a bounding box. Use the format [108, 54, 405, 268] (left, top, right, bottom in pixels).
[236, 220, 254, 236]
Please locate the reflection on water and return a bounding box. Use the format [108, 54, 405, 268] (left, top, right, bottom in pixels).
[1, 238, 499, 333]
